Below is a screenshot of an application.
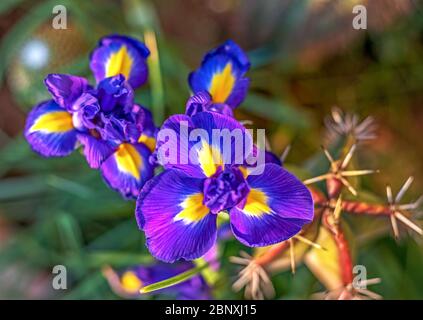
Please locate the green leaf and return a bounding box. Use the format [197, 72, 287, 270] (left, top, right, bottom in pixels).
[56, 212, 83, 252]
[0, 175, 48, 200]
[140, 262, 209, 294]
[47, 175, 94, 199]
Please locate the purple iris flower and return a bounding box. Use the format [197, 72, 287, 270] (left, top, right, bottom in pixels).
[90, 34, 150, 89]
[187, 40, 250, 116]
[136, 111, 314, 263]
[104, 262, 212, 300]
[24, 35, 156, 199]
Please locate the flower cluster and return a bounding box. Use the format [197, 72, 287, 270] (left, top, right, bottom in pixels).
[24, 36, 314, 288]
[135, 40, 313, 262]
[25, 35, 157, 199]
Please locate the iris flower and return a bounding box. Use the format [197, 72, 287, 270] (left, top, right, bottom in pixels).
[24, 35, 156, 198]
[104, 262, 211, 299]
[186, 40, 250, 117]
[136, 111, 314, 263]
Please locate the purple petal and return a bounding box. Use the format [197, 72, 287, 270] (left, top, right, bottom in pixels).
[185, 91, 233, 117]
[90, 34, 150, 89]
[156, 112, 252, 178]
[100, 142, 154, 199]
[190, 112, 253, 166]
[78, 133, 115, 169]
[189, 40, 250, 108]
[229, 163, 313, 247]
[136, 169, 217, 263]
[44, 74, 90, 110]
[24, 100, 78, 157]
[97, 74, 134, 112]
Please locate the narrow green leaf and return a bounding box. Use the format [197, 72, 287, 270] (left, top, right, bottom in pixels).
[145, 29, 165, 124]
[56, 212, 83, 252]
[0, 175, 47, 200]
[47, 175, 93, 199]
[140, 262, 209, 294]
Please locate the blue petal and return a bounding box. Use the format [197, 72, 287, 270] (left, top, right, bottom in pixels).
[136, 169, 217, 263]
[189, 40, 250, 108]
[90, 34, 150, 89]
[230, 163, 313, 246]
[24, 100, 78, 157]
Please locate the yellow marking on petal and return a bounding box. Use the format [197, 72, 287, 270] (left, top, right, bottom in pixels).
[239, 166, 249, 179]
[208, 63, 235, 103]
[30, 111, 74, 133]
[115, 143, 143, 180]
[243, 188, 272, 217]
[198, 140, 223, 177]
[106, 45, 133, 79]
[174, 193, 210, 224]
[120, 271, 143, 294]
[138, 134, 156, 153]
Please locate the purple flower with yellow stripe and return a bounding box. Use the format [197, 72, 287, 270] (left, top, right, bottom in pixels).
[103, 262, 212, 300]
[136, 112, 313, 263]
[90, 34, 150, 89]
[24, 34, 156, 199]
[187, 40, 250, 116]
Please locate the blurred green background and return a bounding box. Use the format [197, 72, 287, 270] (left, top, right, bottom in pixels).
[0, 0, 422, 299]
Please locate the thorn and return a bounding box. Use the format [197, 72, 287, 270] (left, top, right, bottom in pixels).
[395, 212, 423, 235]
[294, 235, 327, 251]
[230, 256, 251, 265]
[341, 144, 357, 169]
[280, 144, 291, 163]
[340, 176, 358, 196]
[303, 174, 332, 185]
[395, 176, 414, 203]
[321, 146, 335, 165]
[397, 196, 423, 211]
[341, 169, 378, 177]
[390, 214, 399, 239]
[333, 195, 343, 222]
[356, 288, 383, 300]
[361, 278, 382, 286]
[331, 107, 343, 124]
[239, 251, 252, 259]
[289, 239, 295, 275]
[386, 185, 393, 204]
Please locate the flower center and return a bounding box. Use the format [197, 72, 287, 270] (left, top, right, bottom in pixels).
[203, 166, 249, 214]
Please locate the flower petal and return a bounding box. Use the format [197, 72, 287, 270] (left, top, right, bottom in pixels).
[78, 134, 115, 169]
[100, 142, 154, 199]
[134, 104, 157, 152]
[191, 112, 253, 171]
[24, 100, 78, 157]
[189, 40, 250, 107]
[156, 112, 252, 178]
[185, 91, 233, 117]
[230, 163, 313, 246]
[90, 34, 150, 89]
[136, 169, 217, 263]
[44, 74, 90, 110]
